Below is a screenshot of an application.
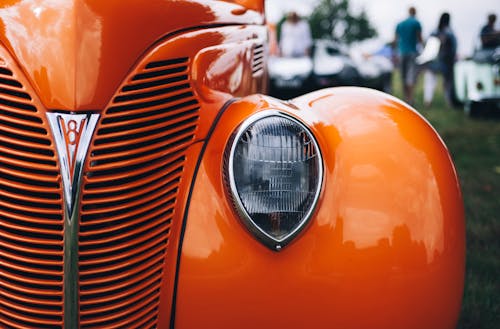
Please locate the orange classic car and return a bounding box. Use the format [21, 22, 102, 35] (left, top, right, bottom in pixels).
[0, 1, 465, 328]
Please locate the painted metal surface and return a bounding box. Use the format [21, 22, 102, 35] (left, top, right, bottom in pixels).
[175, 88, 465, 329]
[0, 0, 464, 328]
[0, 1, 267, 327]
[0, 0, 264, 111]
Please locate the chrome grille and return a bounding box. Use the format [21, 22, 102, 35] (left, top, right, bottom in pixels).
[0, 66, 64, 328]
[79, 57, 199, 328]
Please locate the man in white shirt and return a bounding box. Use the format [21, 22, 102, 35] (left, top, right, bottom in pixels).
[280, 12, 313, 57]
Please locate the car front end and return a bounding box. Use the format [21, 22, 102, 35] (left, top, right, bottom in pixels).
[0, 1, 465, 328]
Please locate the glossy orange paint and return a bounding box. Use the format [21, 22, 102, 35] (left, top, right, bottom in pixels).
[0, 0, 465, 328]
[175, 88, 465, 329]
[0, 0, 264, 111]
[1, 1, 268, 327]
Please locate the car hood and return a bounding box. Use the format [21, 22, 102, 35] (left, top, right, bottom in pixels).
[0, 0, 264, 111]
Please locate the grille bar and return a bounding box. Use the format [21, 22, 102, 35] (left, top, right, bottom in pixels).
[79, 57, 199, 328]
[0, 63, 64, 328]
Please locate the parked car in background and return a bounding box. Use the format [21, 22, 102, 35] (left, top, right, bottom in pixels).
[311, 40, 360, 88]
[454, 45, 500, 116]
[312, 40, 393, 92]
[268, 55, 314, 97]
[0, 1, 464, 329]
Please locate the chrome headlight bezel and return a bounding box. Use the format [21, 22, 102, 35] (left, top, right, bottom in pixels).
[225, 111, 323, 251]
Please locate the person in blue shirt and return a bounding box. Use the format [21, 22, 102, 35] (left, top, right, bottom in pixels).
[395, 7, 423, 105]
[480, 14, 500, 49]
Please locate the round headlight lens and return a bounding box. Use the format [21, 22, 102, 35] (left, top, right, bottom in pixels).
[227, 112, 323, 250]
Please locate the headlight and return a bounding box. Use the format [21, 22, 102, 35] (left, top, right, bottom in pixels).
[226, 112, 323, 251]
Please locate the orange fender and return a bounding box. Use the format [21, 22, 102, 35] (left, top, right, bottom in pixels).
[174, 87, 465, 329]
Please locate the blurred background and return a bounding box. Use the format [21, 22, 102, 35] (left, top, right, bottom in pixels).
[267, 0, 496, 56]
[265, 1, 499, 329]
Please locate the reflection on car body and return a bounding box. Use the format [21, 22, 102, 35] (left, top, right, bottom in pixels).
[0, 1, 464, 328]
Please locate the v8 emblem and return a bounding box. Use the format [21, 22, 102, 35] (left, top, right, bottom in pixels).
[47, 112, 99, 217]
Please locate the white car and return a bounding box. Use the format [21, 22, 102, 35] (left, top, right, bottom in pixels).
[454, 46, 500, 116]
[268, 55, 313, 97]
[312, 40, 393, 93]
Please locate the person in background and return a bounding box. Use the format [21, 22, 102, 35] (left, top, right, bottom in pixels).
[279, 11, 312, 58]
[480, 13, 500, 49]
[423, 12, 457, 108]
[395, 6, 423, 105]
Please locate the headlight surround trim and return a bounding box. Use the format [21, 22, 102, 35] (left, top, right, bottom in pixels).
[225, 110, 324, 251]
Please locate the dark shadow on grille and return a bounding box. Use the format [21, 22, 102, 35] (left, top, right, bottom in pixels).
[81, 267, 161, 300]
[97, 111, 197, 140]
[2, 308, 61, 329]
[86, 155, 184, 188]
[5, 254, 63, 272]
[145, 57, 188, 69]
[0, 208, 62, 227]
[81, 188, 176, 224]
[1, 222, 63, 242]
[80, 219, 169, 253]
[83, 168, 181, 200]
[0, 139, 55, 157]
[114, 83, 190, 103]
[90, 134, 192, 169]
[0, 97, 37, 112]
[0, 109, 42, 123]
[2, 284, 62, 302]
[81, 302, 158, 328]
[100, 100, 198, 126]
[121, 74, 188, 92]
[3, 294, 61, 312]
[80, 253, 164, 292]
[80, 226, 169, 263]
[253, 58, 264, 66]
[0, 118, 47, 134]
[1, 235, 62, 261]
[0, 191, 61, 210]
[0, 149, 57, 167]
[80, 238, 167, 276]
[0, 86, 31, 100]
[89, 140, 193, 174]
[106, 91, 193, 113]
[132, 66, 186, 81]
[3, 274, 62, 291]
[92, 121, 196, 157]
[0, 77, 22, 88]
[82, 176, 180, 211]
[0, 182, 60, 200]
[1, 262, 62, 282]
[3, 302, 61, 321]
[0, 67, 14, 76]
[81, 287, 160, 321]
[0, 128, 51, 145]
[110, 308, 157, 329]
[2, 234, 62, 252]
[81, 281, 160, 315]
[0, 170, 59, 189]
[0, 161, 59, 177]
[80, 248, 165, 281]
[80, 207, 172, 238]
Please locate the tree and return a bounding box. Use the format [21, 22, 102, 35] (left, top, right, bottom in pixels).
[308, 0, 377, 44]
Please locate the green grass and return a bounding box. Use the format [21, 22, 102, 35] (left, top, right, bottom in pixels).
[392, 73, 500, 329]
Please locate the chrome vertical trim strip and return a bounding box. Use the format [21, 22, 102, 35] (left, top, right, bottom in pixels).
[47, 112, 99, 329]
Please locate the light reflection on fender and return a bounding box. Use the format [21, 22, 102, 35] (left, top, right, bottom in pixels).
[175, 87, 465, 329]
